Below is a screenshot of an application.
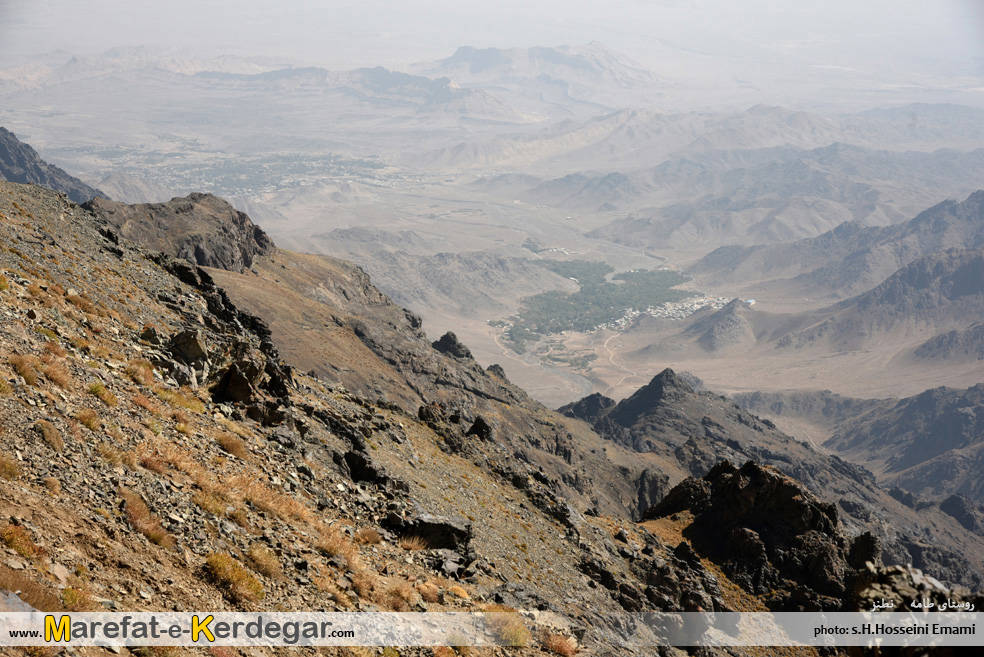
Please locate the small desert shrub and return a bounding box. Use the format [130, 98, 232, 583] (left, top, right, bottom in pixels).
[484, 605, 530, 647]
[26, 284, 43, 298]
[0, 455, 21, 480]
[76, 408, 100, 430]
[0, 274, 7, 291]
[205, 553, 264, 603]
[354, 527, 382, 545]
[119, 489, 175, 548]
[431, 648, 456, 657]
[41, 362, 72, 389]
[1, 524, 46, 560]
[215, 432, 248, 458]
[61, 586, 96, 611]
[399, 535, 428, 551]
[246, 545, 282, 578]
[417, 581, 440, 603]
[0, 379, 10, 395]
[543, 633, 577, 656]
[34, 420, 64, 451]
[88, 382, 118, 406]
[43, 477, 61, 495]
[139, 454, 167, 474]
[9, 354, 39, 386]
[125, 359, 154, 386]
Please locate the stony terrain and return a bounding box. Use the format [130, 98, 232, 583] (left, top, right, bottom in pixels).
[1, 180, 982, 657]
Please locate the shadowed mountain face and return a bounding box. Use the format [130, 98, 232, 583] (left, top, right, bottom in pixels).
[560, 369, 984, 588]
[84, 193, 274, 273]
[736, 383, 984, 506]
[0, 127, 104, 204]
[691, 189, 984, 300]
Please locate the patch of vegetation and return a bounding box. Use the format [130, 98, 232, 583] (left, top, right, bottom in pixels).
[119, 489, 175, 548]
[504, 260, 692, 351]
[205, 552, 265, 603]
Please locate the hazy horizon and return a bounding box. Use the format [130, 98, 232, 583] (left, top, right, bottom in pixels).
[2, 0, 983, 109]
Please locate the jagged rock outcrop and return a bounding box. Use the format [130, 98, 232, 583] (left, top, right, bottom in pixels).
[431, 331, 473, 359]
[558, 392, 616, 424]
[645, 461, 869, 610]
[84, 193, 274, 273]
[0, 126, 104, 203]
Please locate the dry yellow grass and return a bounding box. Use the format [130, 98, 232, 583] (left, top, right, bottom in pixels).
[43, 477, 61, 495]
[9, 354, 39, 386]
[215, 432, 249, 458]
[398, 535, 428, 551]
[88, 382, 118, 406]
[246, 544, 283, 579]
[205, 553, 264, 603]
[448, 585, 470, 600]
[1, 524, 46, 560]
[119, 489, 175, 548]
[34, 420, 64, 451]
[230, 475, 311, 522]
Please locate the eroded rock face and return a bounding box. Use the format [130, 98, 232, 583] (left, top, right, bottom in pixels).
[84, 193, 274, 273]
[431, 331, 473, 360]
[645, 460, 864, 610]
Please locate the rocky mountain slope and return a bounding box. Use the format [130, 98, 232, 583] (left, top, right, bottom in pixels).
[0, 126, 104, 204]
[2, 179, 982, 657]
[558, 369, 984, 589]
[84, 193, 274, 273]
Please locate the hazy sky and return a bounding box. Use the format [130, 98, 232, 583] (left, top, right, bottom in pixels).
[1, 0, 982, 77]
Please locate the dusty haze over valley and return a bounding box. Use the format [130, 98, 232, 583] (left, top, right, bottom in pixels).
[3, 2, 984, 653]
[2, 1, 984, 409]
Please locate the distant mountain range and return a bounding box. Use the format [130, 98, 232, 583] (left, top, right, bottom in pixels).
[691, 189, 984, 299]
